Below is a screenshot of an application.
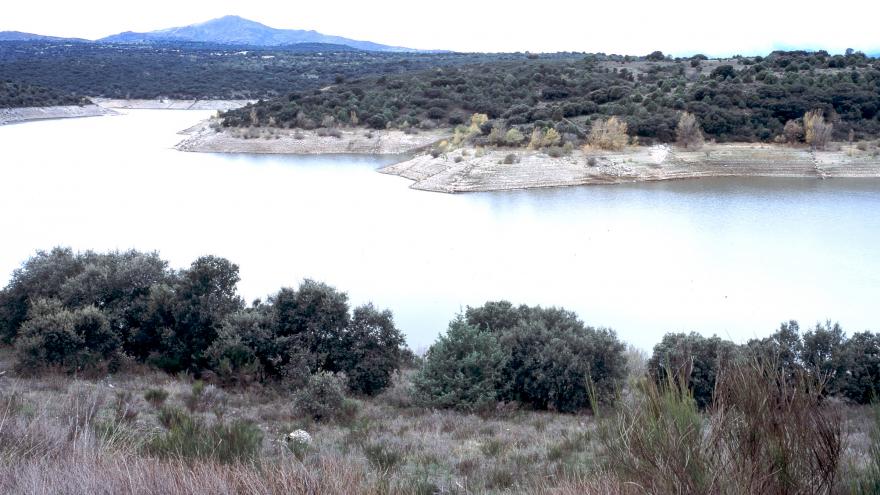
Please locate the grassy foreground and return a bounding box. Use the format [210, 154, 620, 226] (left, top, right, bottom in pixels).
[1, 348, 877, 495]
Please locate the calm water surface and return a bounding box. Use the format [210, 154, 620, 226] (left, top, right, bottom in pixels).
[2, 110, 879, 350]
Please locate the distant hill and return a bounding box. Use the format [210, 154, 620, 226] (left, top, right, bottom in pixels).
[98, 15, 425, 52]
[0, 31, 84, 42]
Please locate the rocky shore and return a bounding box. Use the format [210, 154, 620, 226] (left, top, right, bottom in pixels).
[378, 144, 880, 193]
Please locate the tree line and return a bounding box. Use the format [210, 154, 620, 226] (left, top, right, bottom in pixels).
[1, 248, 877, 411]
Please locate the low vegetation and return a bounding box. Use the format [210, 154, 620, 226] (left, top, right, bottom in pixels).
[1, 247, 879, 493]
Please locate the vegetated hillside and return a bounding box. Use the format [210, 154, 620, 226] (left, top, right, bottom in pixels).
[0, 41, 522, 100]
[0, 81, 89, 108]
[99, 15, 424, 53]
[223, 50, 880, 144]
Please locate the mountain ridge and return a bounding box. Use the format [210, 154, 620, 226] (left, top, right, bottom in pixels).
[0, 31, 86, 42]
[97, 15, 429, 52]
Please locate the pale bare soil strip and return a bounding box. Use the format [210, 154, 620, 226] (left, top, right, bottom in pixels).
[0, 104, 115, 126]
[0, 99, 251, 126]
[92, 98, 254, 111]
[175, 120, 450, 155]
[380, 144, 880, 193]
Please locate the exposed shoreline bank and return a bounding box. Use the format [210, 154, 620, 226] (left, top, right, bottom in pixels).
[0, 99, 251, 126]
[172, 120, 880, 192]
[379, 143, 880, 193]
[91, 98, 253, 111]
[0, 104, 115, 126]
[174, 119, 450, 155]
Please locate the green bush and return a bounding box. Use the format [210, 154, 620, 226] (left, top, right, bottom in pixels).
[413, 317, 505, 412]
[145, 412, 263, 464]
[294, 372, 358, 422]
[337, 304, 406, 396]
[363, 440, 405, 473]
[840, 331, 880, 404]
[14, 300, 120, 373]
[208, 282, 404, 395]
[143, 388, 169, 409]
[466, 302, 627, 412]
[647, 332, 738, 409]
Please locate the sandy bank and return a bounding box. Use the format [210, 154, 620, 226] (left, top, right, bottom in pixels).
[0, 104, 116, 126]
[379, 144, 880, 193]
[175, 119, 450, 155]
[93, 98, 253, 111]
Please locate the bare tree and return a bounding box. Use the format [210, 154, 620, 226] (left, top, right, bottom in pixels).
[587, 116, 629, 151]
[804, 110, 833, 150]
[676, 112, 704, 149]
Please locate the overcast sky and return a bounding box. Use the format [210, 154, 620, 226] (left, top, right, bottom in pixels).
[3, 0, 879, 56]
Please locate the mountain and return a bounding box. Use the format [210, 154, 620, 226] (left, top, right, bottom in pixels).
[0, 31, 85, 42]
[98, 15, 424, 52]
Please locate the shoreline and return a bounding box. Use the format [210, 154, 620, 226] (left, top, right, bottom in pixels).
[0, 104, 115, 126]
[91, 98, 253, 111]
[172, 122, 880, 192]
[0, 99, 251, 126]
[174, 118, 450, 155]
[379, 143, 880, 193]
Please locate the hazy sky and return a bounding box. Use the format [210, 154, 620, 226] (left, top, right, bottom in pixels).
[3, 0, 879, 55]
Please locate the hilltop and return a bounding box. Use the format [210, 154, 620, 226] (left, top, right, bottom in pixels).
[98, 15, 425, 52]
[0, 31, 85, 42]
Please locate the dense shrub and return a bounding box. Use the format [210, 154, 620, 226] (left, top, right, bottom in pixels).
[294, 372, 358, 422]
[414, 302, 627, 413]
[413, 317, 506, 412]
[1, 249, 406, 394]
[208, 281, 405, 394]
[14, 299, 121, 373]
[840, 331, 880, 404]
[657, 321, 880, 406]
[647, 332, 738, 409]
[465, 302, 626, 412]
[337, 304, 406, 395]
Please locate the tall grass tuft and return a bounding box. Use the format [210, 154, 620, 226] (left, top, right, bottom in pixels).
[601, 371, 712, 493]
[849, 402, 880, 494]
[145, 411, 263, 464]
[601, 355, 843, 494]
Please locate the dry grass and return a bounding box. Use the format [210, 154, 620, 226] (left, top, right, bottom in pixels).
[0, 348, 876, 494]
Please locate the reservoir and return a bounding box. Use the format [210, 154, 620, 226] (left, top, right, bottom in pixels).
[2, 109, 879, 350]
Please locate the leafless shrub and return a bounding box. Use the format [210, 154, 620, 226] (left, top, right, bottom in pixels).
[676, 112, 704, 149]
[805, 110, 833, 150]
[316, 128, 343, 139]
[783, 119, 804, 144]
[587, 116, 629, 151]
